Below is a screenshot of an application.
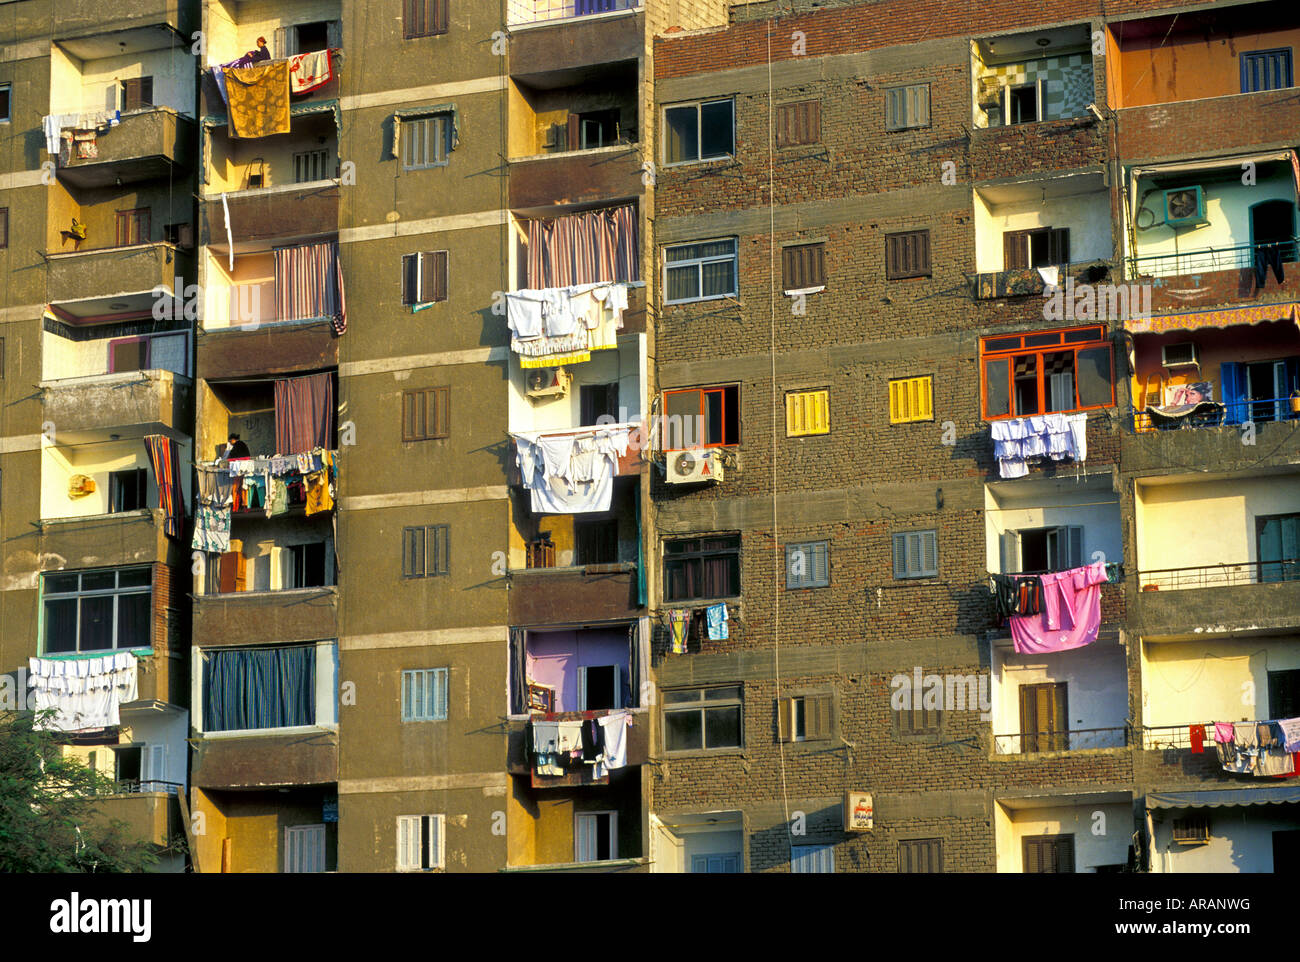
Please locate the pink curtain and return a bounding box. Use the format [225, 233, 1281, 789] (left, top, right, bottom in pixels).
[274, 372, 335, 455]
[526, 204, 638, 288]
[274, 240, 347, 335]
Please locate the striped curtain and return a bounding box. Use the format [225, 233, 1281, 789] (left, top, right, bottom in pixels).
[143, 434, 184, 540]
[203, 645, 316, 731]
[526, 204, 639, 288]
[274, 372, 335, 455]
[274, 240, 348, 335]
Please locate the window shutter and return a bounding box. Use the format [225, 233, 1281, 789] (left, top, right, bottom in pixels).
[913, 84, 930, 127]
[434, 668, 448, 720]
[1056, 836, 1074, 873]
[567, 113, 581, 151]
[921, 530, 937, 575]
[892, 533, 907, 578]
[777, 697, 791, 741]
[1004, 230, 1029, 270]
[404, 526, 426, 577]
[429, 251, 449, 302]
[1066, 526, 1083, 568]
[326, 20, 342, 48]
[886, 88, 902, 130]
[808, 694, 832, 740]
[402, 253, 419, 305]
[1024, 838, 1042, 873]
[1049, 227, 1070, 265]
[812, 542, 828, 586]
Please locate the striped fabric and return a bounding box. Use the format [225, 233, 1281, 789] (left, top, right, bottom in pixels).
[274, 240, 348, 335]
[526, 204, 639, 288]
[274, 372, 335, 455]
[203, 645, 316, 731]
[143, 434, 184, 540]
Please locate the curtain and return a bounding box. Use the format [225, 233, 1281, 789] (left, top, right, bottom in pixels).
[203, 645, 316, 731]
[275, 372, 335, 454]
[274, 240, 347, 335]
[1221, 362, 1246, 424]
[509, 628, 527, 715]
[143, 434, 184, 540]
[526, 204, 639, 288]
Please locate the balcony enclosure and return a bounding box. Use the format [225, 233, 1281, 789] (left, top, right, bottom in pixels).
[973, 26, 1094, 129]
[509, 62, 637, 158]
[204, 0, 342, 76]
[509, 625, 644, 715]
[40, 436, 191, 522]
[206, 112, 339, 194]
[43, 317, 189, 382]
[994, 795, 1134, 872]
[507, 0, 639, 27]
[973, 172, 1111, 274]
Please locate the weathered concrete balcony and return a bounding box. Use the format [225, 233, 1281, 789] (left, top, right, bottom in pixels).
[197, 319, 339, 379]
[970, 115, 1107, 184]
[506, 708, 649, 775]
[1117, 88, 1300, 163]
[192, 729, 339, 790]
[1123, 417, 1300, 476]
[89, 789, 182, 847]
[54, 0, 195, 40]
[56, 108, 195, 189]
[201, 181, 340, 249]
[508, 561, 640, 625]
[194, 587, 338, 649]
[41, 369, 192, 438]
[510, 145, 644, 211]
[46, 243, 193, 319]
[1130, 564, 1300, 638]
[509, 2, 643, 78]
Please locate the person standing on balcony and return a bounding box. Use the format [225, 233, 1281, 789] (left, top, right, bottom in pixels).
[224, 433, 251, 461]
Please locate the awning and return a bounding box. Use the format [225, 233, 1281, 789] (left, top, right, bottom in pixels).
[1126, 301, 1300, 335]
[1146, 786, 1300, 809]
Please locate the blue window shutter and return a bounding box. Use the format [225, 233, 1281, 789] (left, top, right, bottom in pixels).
[435, 668, 448, 720]
[1221, 362, 1246, 424]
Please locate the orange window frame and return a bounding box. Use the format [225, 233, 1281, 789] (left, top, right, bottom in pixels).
[662, 385, 736, 450]
[979, 325, 1114, 421]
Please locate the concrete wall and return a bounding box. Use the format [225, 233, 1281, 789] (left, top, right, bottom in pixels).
[994, 800, 1132, 872]
[1150, 807, 1300, 872]
[974, 186, 1112, 272]
[984, 479, 1123, 574]
[1141, 634, 1300, 728]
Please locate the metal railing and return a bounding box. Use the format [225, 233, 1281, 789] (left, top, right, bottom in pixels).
[1134, 396, 1300, 432]
[1127, 237, 1298, 279]
[993, 726, 1128, 755]
[1141, 723, 1218, 751]
[507, 0, 639, 26]
[99, 779, 184, 796]
[1135, 559, 1299, 592]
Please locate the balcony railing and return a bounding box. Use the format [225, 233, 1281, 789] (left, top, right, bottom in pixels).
[507, 0, 638, 25]
[993, 726, 1128, 754]
[1141, 723, 1219, 751]
[1134, 396, 1300, 432]
[1128, 237, 1298, 279]
[1136, 559, 1299, 591]
[100, 779, 184, 796]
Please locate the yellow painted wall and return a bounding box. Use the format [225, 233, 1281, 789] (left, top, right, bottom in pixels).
[995, 802, 1132, 872]
[1141, 635, 1300, 727]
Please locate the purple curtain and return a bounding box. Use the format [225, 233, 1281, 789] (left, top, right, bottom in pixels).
[274, 240, 347, 335]
[526, 204, 639, 288]
[274, 372, 335, 455]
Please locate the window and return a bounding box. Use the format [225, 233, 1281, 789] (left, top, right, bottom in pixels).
[293, 20, 332, 51]
[889, 375, 933, 424]
[294, 148, 332, 183]
[284, 542, 329, 589]
[786, 388, 829, 436]
[1241, 48, 1294, 93]
[201, 644, 318, 731]
[162, 223, 192, 248]
[108, 468, 147, 513]
[774, 100, 820, 147]
[980, 325, 1114, 419]
[781, 242, 825, 292]
[120, 77, 153, 112]
[791, 844, 835, 873]
[663, 685, 742, 752]
[1019, 682, 1068, 752]
[396, 814, 444, 871]
[576, 519, 618, 565]
[579, 382, 619, 426]
[1004, 227, 1070, 270]
[885, 84, 930, 130]
[885, 229, 930, 279]
[1005, 83, 1040, 125]
[892, 529, 937, 579]
[0, 207, 7, 248]
[109, 337, 148, 373]
[664, 239, 737, 304]
[898, 838, 944, 873]
[42, 567, 151, 654]
[663, 534, 740, 602]
[1268, 669, 1300, 719]
[0, 84, 9, 123]
[1023, 834, 1074, 873]
[575, 811, 617, 863]
[895, 678, 942, 735]
[115, 208, 150, 247]
[662, 384, 739, 449]
[664, 99, 733, 165]
[284, 824, 326, 873]
[403, 524, 450, 578]
[1003, 525, 1082, 574]
[1257, 513, 1299, 583]
[402, 114, 453, 169]
[401, 668, 448, 722]
[785, 541, 829, 589]
[403, 0, 449, 38]
[578, 665, 620, 711]
[565, 108, 620, 150]
[402, 386, 450, 441]
[779, 693, 832, 742]
[401, 251, 449, 305]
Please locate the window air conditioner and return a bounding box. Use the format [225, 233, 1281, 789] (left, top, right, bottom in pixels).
[666, 448, 724, 484]
[525, 367, 571, 401]
[1161, 342, 1199, 368]
[1162, 186, 1208, 228]
[1171, 815, 1210, 845]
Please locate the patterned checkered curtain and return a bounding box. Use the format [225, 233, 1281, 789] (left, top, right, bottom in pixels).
[274, 240, 348, 334]
[526, 204, 639, 288]
[143, 434, 184, 540]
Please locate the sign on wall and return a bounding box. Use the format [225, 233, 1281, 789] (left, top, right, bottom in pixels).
[844, 792, 873, 832]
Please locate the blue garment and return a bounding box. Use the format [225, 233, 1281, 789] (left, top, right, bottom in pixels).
[706, 603, 729, 641]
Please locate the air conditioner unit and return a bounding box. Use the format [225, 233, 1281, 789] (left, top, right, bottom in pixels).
[666, 448, 724, 484]
[1171, 815, 1210, 845]
[1162, 186, 1208, 228]
[1161, 342, 1199, 368]
[525, 367, 571, 401]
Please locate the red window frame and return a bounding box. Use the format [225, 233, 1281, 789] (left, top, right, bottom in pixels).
[661, 385, 738, 451]
[979, 325, 1114, 421]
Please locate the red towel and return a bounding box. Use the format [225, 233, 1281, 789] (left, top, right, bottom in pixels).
[1190, 725, 1205, 753]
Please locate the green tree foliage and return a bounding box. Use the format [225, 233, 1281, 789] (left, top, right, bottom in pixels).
[0, 711, 163, 872]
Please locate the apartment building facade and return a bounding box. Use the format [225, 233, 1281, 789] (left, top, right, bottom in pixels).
[2, 0, 1297, 874]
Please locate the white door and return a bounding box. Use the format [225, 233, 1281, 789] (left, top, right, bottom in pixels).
[284, 824, 326, 873]
[141, 744, 167, 792]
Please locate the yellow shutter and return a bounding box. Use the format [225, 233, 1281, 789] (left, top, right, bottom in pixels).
[786, 390, 829, 436]
[889, 376, 932, 424]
